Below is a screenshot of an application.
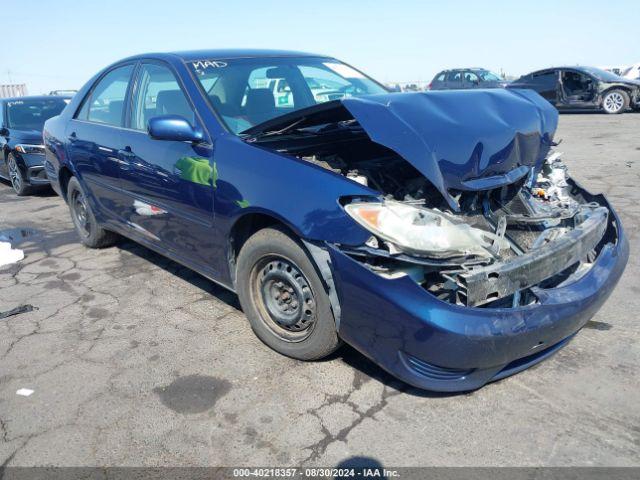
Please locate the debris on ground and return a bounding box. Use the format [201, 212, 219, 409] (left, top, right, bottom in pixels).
[0, 239, 24, 267]
[0, 304, 36, 319]
[16, 388, 34, 397]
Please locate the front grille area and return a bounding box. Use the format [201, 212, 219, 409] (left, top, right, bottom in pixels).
[402, 353, 474, 381]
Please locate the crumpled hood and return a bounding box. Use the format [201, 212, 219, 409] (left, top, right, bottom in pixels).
[341, 89, 558, 210]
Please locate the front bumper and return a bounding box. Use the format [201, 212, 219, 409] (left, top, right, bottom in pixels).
[17, 153, 49, 185]
[328, 202, 628, 392]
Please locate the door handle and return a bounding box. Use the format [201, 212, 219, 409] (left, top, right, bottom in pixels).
[118, 146, 136, 159]
[67, 132, 77, 143]
[116, 147, 136, 170]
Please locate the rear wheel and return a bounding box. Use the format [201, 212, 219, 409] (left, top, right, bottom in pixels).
[602, 89, 629, 114]
[67, 176, 118, 248]
[236, 227, 340, 360]
[7, 154, 33, 196]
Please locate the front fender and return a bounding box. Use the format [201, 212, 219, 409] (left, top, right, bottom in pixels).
[213, 134, 375, 245]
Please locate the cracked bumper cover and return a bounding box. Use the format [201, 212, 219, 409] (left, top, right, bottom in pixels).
[327, 202, 628, 392]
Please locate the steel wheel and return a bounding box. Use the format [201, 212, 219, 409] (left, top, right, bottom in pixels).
[8, 156, 23, 194]
[250, 255, 317, 342]
[71, 189, 91, 238]
[603, 91, 626, 114]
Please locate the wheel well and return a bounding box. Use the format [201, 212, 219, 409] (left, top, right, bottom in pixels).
[602, 86, 632, 98]
[228, 213, 294, 286]
[58, 167, 73, 201]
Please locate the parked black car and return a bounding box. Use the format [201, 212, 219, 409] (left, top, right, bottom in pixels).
[429, 68, 507, 90]
[0, 96, 70, 195]
[509, 66, 640, 114]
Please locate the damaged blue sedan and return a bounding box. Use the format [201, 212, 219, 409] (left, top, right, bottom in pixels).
[43, 50, 628, 392]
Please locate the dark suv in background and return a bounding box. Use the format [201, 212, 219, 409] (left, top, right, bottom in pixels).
[429, 68, 507, 90]
[508, 66, 640, 114]
[0, 96, 71, 195]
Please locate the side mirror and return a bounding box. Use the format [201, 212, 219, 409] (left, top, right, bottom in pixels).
[148, 115, 204, 143]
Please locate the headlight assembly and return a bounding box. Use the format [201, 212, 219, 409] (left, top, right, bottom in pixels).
[345, 200, 508, 259]
[15, 144, 45, 155]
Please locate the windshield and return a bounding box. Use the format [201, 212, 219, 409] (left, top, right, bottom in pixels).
[581, 67, 625, 82]
[6, 98, 68, 131]
[187, 56, 387, 134]
[478, 70, 502, 82]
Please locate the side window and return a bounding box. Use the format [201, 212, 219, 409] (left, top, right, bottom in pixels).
[77, 64, 133, 126]
[436, 73, 446, 82]
[464, 71, 479, 83]
[531, 71, 557, 88]
[447, 71, 463, 83]
[131, 63, 195, 131]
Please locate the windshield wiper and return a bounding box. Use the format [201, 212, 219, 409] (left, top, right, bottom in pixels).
[245, 116, 312, 141]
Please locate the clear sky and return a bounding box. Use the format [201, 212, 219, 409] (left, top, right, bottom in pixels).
[2, 0, 638, 94]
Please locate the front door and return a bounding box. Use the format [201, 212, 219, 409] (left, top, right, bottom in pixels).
[559, 70, 597, 108]
[118, 61, 217, 270]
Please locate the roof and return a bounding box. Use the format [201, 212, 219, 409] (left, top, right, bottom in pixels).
[531, 66, 602, 73]
[441, 67, 490, 72]
[122, 49, 327, 63]
[1, 95, 71, 103]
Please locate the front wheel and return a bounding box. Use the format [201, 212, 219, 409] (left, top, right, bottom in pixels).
[602, 89, 629, 114]
[67, 176, 118, 248]
[236, 227, 341, 360]
[7, 154, 33, 196]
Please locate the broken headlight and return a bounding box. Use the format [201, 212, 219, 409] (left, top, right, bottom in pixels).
[345, 200, 508, 259]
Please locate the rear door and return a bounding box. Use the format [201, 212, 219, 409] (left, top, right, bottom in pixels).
[118, 61, 217, 269]
[445, 70, 464, 90]
[528, 70, 559, 105]
[66, 64, 135, 222]
[0, 102, 7, 179]
[462, 70, 480, 89]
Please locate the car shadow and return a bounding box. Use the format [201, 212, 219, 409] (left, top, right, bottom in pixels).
[116, 238, 472, 399]
[560, 109, 638, 115]
[115, 239, 241, 309]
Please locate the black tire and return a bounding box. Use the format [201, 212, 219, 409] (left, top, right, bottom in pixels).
[66, 176, 118, 248]
[7, 154, 33, 196]
[236, 226, 340, 360]
[601, 89, 629, 114]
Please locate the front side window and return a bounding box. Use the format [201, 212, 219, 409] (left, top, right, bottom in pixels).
[188, 57, 387, 134]
[131, 63, 195, 131]
[6, 98, 68, 131]
[77, 64, 134, 127]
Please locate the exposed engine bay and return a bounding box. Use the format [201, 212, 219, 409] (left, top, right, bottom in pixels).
[252, 120, 616, 309]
